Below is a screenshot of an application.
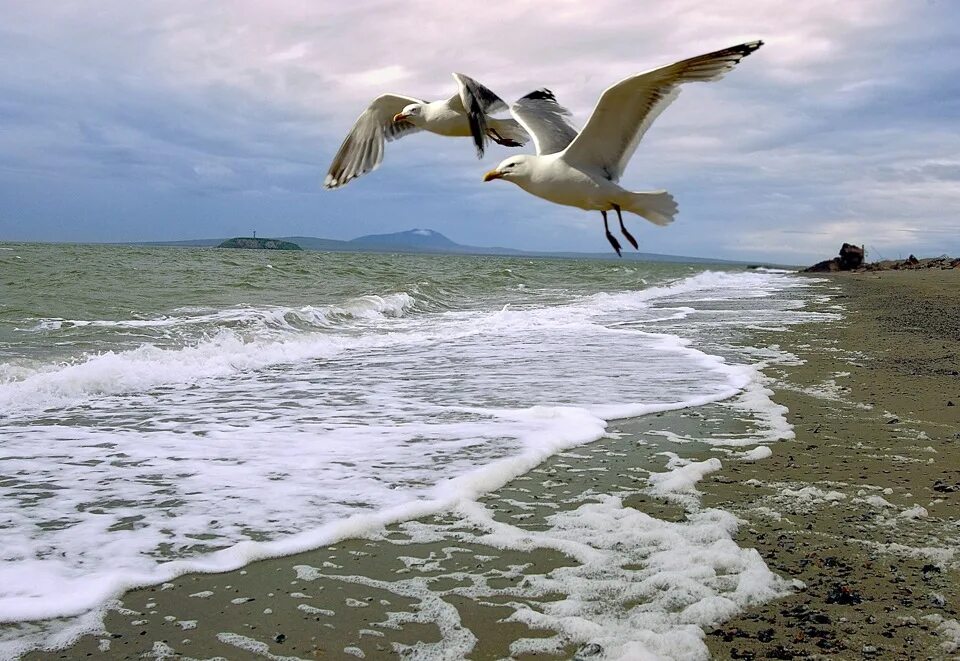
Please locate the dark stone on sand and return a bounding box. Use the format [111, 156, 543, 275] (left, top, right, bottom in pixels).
[825, 583, 863, 605]
[933, 479, 958, 493]
[767, 644, 799, 659]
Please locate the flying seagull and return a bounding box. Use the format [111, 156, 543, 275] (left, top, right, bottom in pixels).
[324, 73, 529, 189]
[483, 41, 764, 256]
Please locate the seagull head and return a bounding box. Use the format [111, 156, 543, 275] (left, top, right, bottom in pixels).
[393, 104, 424, 125]
[483, 156, 532, 184]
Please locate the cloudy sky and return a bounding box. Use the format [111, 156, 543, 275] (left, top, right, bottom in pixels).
[1, 1, 958, 263]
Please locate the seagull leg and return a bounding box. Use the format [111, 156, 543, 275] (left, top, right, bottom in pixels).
[602, 211, 622, 257]
[487, 128, 522, 148]
[613, 204, 639, 250]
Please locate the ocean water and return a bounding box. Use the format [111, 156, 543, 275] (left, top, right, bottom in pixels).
[0, 244, 822, 657]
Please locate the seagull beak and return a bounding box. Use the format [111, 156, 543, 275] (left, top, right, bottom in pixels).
[392, 113, 407, 123]
[483, 169, 502, 182]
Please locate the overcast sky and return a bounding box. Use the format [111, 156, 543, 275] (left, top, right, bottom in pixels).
[1, 1, 958, 262]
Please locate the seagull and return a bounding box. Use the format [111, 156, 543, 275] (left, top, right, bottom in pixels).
[483, 41, 764, 256]
[324, 73, 529, 189]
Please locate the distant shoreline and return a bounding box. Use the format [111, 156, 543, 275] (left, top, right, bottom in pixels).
[0, 237, 795, 268]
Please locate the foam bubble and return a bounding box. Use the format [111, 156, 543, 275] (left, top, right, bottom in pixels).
[0, 267, 827, 656]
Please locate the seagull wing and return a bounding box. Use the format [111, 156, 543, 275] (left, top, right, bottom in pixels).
[562, 41, 763, 181]
[324, 93, 424, 189]
[510, 89, 579, 155]
[451, 73, 509, 158]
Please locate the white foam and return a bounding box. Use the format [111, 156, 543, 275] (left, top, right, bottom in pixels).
[217, 632, 304, 660]
[923, 615, 960, 653]
[737, 446, 772, 462]
[899, 505, 928, 519]
[310, 493, 791, 661]
[781, 486, 847, 503]
[860, 495, 895, 508]
[0, 267, 826, 656]
[648, 458, 723, 509]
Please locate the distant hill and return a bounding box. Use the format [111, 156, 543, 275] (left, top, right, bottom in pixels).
[218, 237, 302, 250]
[137, 229, 771, 266]
[350, 229, 460, 250]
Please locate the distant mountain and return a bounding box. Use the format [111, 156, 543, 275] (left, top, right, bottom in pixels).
[136, 229, 772, 266]
[350, 229, 459, 250]
[254, 230, 527, 256]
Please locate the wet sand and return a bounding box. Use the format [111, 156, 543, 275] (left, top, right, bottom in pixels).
[703, 270, 960, 659]
[23, 269, 960, 660]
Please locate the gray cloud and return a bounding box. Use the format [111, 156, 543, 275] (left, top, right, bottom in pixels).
[1, 1, 958, 262]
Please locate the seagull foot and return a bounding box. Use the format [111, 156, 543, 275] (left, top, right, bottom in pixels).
[488, 129, 523, 148]
[605, 231, 622, 257]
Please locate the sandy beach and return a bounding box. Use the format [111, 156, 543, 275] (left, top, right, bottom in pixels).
[21, 269, 960, 660]
[704, 270, 960, 659]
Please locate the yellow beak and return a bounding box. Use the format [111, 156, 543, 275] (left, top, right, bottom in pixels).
[392, 113, 407, 123]
[483, 170, 502, 182]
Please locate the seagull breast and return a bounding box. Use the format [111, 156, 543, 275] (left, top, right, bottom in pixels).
[519, 156, 618, 211]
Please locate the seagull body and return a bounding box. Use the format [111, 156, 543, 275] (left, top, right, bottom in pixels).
[484, 41, 764, 255]
[324, 73, 528, 189]
[495, 152, 628, 211]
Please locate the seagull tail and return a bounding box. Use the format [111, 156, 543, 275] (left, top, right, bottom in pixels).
[620, 190, 678, 226]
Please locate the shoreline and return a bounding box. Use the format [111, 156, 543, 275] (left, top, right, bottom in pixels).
[17, 269, 960, 659]
[703, 270, 960, 659]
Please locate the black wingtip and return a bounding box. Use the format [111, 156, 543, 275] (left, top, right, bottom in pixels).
[467, 111, 486, 158]
[520, 88, 556, 102]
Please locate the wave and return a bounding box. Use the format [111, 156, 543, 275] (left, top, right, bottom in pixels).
[0, 271, 804, 416]
[0, 267, 818, 658]
[24, 292, 416, 333]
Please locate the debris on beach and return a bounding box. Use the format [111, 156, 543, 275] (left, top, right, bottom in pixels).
[804, 243, 960, 273]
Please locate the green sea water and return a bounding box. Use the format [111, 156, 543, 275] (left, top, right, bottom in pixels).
[0, 242, 817, 658]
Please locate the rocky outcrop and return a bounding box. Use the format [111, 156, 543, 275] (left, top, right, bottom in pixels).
[862, 255, 960, 271]
[805, 243, 960, 273]
[839, 243, 865, 269]
[804, 243, 865, 272]
[217, 237, 302, 250]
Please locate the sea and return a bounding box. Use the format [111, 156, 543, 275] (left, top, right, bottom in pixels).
[0, 243, 829, 658]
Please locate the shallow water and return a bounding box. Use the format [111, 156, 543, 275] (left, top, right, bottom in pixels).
[0, 243, 820, 657]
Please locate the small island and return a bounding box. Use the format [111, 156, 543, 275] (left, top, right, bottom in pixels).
[217, 237, 302, 251]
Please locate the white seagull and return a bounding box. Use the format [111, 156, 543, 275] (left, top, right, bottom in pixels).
[324, 73, 529, 189]
[483, 41, 763, 255]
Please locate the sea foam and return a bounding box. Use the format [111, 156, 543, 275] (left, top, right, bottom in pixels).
[0, 268, 819, 657]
